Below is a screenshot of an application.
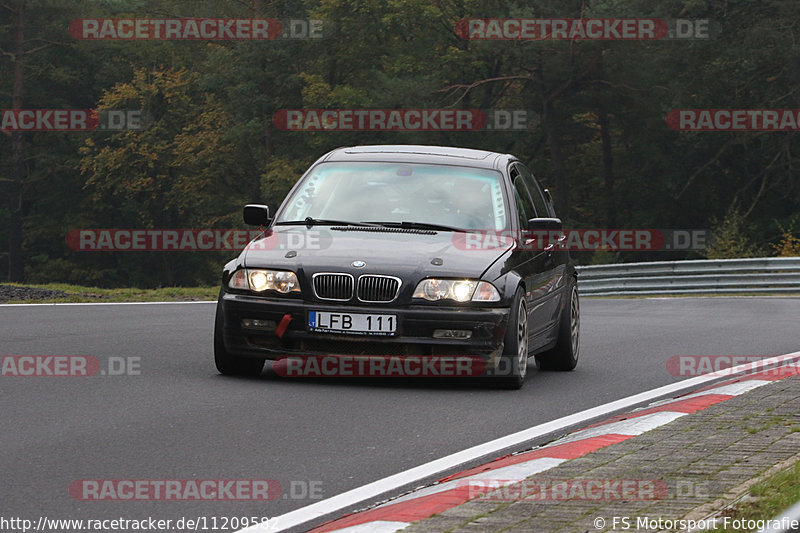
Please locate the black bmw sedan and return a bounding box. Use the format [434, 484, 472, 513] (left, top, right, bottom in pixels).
[214, 145, 579, 389]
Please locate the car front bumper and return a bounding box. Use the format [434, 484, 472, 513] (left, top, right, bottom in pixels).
[219, 291, 510, 360]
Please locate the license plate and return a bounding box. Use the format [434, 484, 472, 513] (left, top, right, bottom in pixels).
[308, 311, 397, 336]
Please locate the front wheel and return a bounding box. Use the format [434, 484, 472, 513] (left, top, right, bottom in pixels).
[535, 279, 579, 371]
[214, 302, 265, 377]
[492, 288, 529, 389]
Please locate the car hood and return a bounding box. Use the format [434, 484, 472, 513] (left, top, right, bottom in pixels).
[242, 225, 513, 279]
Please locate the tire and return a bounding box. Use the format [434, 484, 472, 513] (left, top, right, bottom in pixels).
[214, 302, 265, 377]
[493, 288, 529, 390]
[535, 278, 579, 371]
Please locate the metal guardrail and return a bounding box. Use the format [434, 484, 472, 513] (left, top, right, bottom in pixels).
[576, 257, 800, 296]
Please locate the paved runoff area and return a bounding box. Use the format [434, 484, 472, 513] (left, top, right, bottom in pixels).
[311, 366, 800, 532]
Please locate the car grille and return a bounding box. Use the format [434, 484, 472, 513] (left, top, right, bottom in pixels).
[312, 273, 400, 302]
[313, 273, 354, 301]
[357, 275, 401, 302]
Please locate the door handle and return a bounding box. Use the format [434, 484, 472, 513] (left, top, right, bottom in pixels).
[545, 233, 566, 252]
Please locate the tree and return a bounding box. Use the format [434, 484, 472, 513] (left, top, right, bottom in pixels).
[1, 1, 71, 280]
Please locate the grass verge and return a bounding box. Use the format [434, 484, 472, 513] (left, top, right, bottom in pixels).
[0, 282, 218, 303]
[704, 460, 800, 532]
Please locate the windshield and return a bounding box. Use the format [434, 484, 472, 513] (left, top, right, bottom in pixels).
[276, 162, 508, 231]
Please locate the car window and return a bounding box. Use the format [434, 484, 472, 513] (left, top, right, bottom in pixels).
[516, 164, 550, 218]
[511, 187, 530, 230]
[511, 166, 537, 229]
[278, 162, 509, 230]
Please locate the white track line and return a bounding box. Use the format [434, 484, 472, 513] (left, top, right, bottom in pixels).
[681, 380, 773, 399]
[554, 411, 688, 444]
[385, 457, 567, 506]
[333, 522, 410, 533]
[240, 350, 800, 533]
[0, 301, 215, 307]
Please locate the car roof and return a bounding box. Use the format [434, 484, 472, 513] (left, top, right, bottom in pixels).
[319, 145, 518, 170]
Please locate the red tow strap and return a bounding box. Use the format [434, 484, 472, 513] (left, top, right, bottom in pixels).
[275, 314, 292, 338]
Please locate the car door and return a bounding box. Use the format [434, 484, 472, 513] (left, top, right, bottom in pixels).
[508, 164, 554, 347]
[515, 163, 567, 342]
[511, 163, 566, 347]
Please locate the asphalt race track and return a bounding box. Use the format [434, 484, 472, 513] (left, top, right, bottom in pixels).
[2, 297, 799, 530]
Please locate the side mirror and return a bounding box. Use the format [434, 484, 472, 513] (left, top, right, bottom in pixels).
[243, 204, 270, 226]
[525, 218, 563, 250]
[527, 217, 562, 231]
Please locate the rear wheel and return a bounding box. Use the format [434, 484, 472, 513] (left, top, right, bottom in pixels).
[214, 302, 265, 377]
[535, 279, 579, 371]
[493, 288, 529, 389]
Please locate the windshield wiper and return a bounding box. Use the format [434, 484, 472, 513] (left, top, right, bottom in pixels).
[275, 217, 380, 228]
[365, 221, 467, 232]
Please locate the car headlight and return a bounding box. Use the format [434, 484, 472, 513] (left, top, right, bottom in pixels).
[412, 279, 500, 302]
[228, 269, 300, 294]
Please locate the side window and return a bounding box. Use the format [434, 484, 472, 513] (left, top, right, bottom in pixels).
[512, 187, 529, 229]
[510, 166, 536, 228]
[516, 164, 550, 217]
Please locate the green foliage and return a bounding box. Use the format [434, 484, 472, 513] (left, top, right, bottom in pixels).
[772, 228, 800, 257]
[704, 207, 763, 259]
[261, 158, 312, 209]
[2, 0, 800, 285]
